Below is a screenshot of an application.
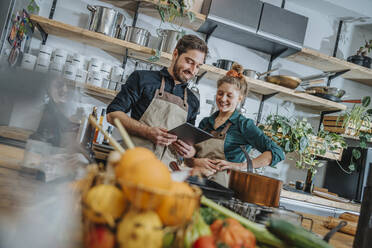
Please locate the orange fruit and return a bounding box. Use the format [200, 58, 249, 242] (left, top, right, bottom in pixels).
[83, 184, 126, 225]
[156, 181, 197, 226]
[118, 158, 171, 210]
[115, 147, 156, 179]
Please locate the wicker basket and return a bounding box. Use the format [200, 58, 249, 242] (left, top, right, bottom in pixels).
[79, 164, 202, 248]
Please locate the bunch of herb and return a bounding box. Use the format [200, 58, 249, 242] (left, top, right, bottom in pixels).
[157, 0, 195, 29]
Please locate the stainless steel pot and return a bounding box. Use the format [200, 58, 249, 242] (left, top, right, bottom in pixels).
[87, 5, 125, 38]
[158, 29, 183, 53]
[123, 26, 150, 47]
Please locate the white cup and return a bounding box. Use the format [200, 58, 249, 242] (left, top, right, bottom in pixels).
[38, 51, 51, 61]
[35, 63, 49, 73]
[108, 81, 118, 91]
[100, 70, 110, 80]
[87, 70, 103, 87]
[63, 63, 77, 80]
[88, 58, 102, 72]
[72, 53, 85, 68]
[111, 66, 124, 82]
[102, 78, 110, 89]
[49, 62, 64, 75]
[36, 56, 50, 67]
[75, 69, 88, 83]
[101, 63, 112, 73]
[66, 54, 73, 64]
[39, 44, 53, 57]
[21, 53, 37, 71]
[53, 49, 67, 64]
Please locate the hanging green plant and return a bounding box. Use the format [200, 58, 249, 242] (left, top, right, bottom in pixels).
[156, 0, 195, 29]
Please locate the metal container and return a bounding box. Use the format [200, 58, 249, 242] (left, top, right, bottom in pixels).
[213, 59, 235, 70]
[158, 29, 183, 53]
[87, 5, 125, 38]
[123, 26, 150, 47]
[243, 69, 258, 79]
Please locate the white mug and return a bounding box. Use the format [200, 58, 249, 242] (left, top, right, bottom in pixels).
[111, 66, 124, 82]
[75, 69, 88, 83]
[36, 56, 50, 67]
[53, 49, 67, 63]
[21, 53, 37, 71]
[63, 63, 77, 80]
[72, 53, 85, 68]
[39, 44, 53, 56]
[49, 62, 64, 75]
[35, 63, 49, 73]
[88, 58, 102, 72]
[87, 70, 103, 87]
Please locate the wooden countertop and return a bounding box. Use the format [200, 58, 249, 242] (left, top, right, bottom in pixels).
[300, 212, 355, 248]
[281, 189, 361, 212]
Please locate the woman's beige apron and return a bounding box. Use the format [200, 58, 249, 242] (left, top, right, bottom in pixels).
[130, 77, 188, 169]
[195, 123, 232, 187]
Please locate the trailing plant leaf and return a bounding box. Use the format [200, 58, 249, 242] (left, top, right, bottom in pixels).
[362, 96, 371, 107]
[352, 149, 361, 160]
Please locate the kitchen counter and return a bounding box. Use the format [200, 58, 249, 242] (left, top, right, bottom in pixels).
[300, 212, 355, 248]
[281, 189, 360, 212]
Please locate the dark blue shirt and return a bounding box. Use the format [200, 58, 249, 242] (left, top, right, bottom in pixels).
[198, 110, 285, 167]
[107, 68, 200, 124]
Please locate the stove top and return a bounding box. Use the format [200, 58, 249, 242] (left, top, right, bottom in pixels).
[217, 198, 313, 230]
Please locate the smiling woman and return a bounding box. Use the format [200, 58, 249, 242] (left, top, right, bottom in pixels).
[186, 63, 285, 186]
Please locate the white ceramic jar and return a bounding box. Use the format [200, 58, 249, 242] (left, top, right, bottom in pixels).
[53, 49, 67, 64]
[21, 53, 37, 71]
[63, 63, 78, 80]
[108, 80, 118, 91]
[75, 69, 88, 83]
[49, 62, 64, 75]
[88, 58, 102, 72]
[39, 44, 53, 57]
[72, 53, 85, 68]
[87, 70, 103, 87]
[111, 66, 124, 82]
[101, 78, 110, 88]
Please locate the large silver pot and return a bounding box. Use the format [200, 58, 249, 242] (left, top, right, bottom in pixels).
[123, 26, 150, 47]
[158, 29, 183, 53]
[87, 5, 125, 38]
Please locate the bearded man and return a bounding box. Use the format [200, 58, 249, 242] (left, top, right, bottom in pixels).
[106, 35, 208, 167]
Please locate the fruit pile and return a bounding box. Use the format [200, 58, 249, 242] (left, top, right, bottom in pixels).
[81, 147, 201, 248]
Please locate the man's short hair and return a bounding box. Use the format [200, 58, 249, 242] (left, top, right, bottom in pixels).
[175, 34, 208, 62]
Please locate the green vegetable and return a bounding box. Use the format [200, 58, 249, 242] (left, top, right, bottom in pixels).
[184, 211, 211, 248]
[200, 207, 225, 225]
[267, 218, 332, 248]
[201, 196, 285, 248]
[162, 231, 175, 248]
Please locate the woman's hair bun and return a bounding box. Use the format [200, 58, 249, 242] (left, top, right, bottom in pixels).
[231, 63, 243, 74]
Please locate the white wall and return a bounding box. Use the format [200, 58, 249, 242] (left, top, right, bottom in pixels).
[16, 0, 372, 186]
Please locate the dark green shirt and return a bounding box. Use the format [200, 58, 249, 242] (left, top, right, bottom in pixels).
[198, 110, 285, 167]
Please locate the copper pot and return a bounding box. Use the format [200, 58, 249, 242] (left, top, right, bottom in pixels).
[229, 170, 283, 207]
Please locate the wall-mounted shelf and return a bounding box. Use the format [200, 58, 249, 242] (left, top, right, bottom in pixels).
[30, 15, 346, 111]
[101, 0, 206, 31]
[286, 48, 372, 87]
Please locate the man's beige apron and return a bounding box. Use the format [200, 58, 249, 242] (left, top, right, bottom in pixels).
[194, 123, 232, 187]
[130, 77, 188, 169]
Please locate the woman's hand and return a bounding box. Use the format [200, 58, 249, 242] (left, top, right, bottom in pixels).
[191, 158, 219, 177]
[214, 159, 245, 171]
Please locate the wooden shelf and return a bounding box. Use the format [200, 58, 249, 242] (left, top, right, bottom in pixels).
[30, 15, 347, 111]
[286, 48, 372, 86]
[101, 0, 206, 31]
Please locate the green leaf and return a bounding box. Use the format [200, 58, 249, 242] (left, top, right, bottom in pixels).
[349, 163, 355, 171]
[299, 136, 308, 152]
[360, 141, 367, 149]
[362, 96, 371, 107]
[352, 149, 361, 160]
[367, 109, 372, 115]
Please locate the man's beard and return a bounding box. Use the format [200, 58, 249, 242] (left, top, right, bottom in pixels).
[172, 57, 192, 84]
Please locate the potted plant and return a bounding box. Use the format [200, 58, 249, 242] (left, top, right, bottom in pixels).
[260, 114, 346, 192]
[340, 96, 372, 171]
[347, 40, 372, 68]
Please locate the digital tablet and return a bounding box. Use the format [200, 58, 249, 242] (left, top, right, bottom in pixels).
[168, 123, 213, 145]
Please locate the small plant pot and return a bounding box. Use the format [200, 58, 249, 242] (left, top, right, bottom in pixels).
[347, 55, 365, 66]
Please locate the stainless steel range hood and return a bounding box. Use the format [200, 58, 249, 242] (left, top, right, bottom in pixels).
[198, 0, 308, 58]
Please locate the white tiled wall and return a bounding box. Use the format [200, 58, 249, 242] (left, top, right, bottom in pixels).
[7, 0, 372, 186]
